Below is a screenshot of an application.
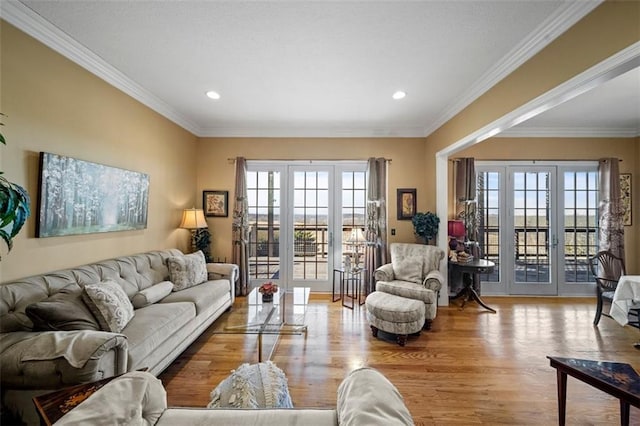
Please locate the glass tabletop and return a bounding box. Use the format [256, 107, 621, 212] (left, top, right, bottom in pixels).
[219, 286, 310, 335]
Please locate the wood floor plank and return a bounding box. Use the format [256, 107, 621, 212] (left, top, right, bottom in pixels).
[159, 296, 640, 425]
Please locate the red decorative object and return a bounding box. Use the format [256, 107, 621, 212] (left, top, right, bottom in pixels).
[448, 220, 466, 238]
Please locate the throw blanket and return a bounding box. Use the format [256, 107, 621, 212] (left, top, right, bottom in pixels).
[55, 371, 166, 426]
[207, 361, 293, 409]
[9, 330, 127, 368]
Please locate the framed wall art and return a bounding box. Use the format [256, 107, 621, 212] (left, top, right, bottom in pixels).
[36, 152, 149, 237]
[397, 188, 416, 220]
[203, 190, 229, 217]
[620, 173, 632, 226]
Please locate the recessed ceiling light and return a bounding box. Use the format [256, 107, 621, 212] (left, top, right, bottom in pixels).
[392, 91, 406, 100]
[206, 91, 221, 100]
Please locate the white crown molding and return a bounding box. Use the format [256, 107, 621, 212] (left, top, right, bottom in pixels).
[198, 125, 426, 138]
[1, 0, 201, 135]
[423, 0, 603, 137]
[497, 127, 640, 138]
[438, 41, 640, 155]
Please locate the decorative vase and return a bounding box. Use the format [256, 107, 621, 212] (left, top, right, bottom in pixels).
[262, 293, 273, 303]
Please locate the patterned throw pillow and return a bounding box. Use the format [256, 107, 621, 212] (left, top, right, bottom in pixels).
[82, 281, 135, 333]
[393, 256, 424, 284]
[167, 251, 208, 292]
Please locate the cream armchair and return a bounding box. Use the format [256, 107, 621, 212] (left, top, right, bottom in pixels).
[374, 243, 445, 330]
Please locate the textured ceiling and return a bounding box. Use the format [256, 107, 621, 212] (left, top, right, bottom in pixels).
[4, 0, 637, 138]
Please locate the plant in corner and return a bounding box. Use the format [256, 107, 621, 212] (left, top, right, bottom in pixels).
[411, 211, 440, 244]
[193, 227, 212, 263]
[0, 113, 31, 260]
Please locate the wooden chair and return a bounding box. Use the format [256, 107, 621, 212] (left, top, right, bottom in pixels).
[588, 250, 639, 327]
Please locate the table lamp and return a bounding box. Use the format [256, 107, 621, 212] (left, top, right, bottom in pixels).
[347, 228, 366, 272]
[448, 220, 466, 251]
[179, 208, 208, 252]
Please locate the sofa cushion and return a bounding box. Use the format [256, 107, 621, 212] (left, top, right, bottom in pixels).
[25, 285, 100, 331]
[82, 281, 135, 333]
[168, 251, 208, 291]
[392, 256, 423, 284]
[131, 281, 174, 309]
[121, 302, 195, 366]
[158, 279, 231, 315]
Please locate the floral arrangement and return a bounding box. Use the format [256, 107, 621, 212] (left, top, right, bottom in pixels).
[258, 282, 278, 295]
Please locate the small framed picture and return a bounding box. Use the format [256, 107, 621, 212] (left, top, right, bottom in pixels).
[397, 188, 416, 220]
[203, 190, 229, 217]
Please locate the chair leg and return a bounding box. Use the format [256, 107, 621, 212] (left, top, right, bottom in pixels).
[593, 296, 603, 326]
[423, 319, 432, 331]
[397, 335, 407, 346]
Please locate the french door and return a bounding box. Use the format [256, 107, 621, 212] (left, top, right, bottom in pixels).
[477, 162, 598, 296]
[246, 161, 366, 292]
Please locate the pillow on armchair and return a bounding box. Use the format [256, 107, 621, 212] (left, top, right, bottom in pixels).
[392, 256, 424, 284]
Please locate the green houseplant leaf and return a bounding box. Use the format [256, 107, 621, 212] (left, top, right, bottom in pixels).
[411, 211, 440, 244]
[0, 175, 31, 253]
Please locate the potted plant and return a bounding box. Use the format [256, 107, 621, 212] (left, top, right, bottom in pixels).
[411, 211, 440, 244]
[193, 227, 212, 262]
[0, 114, 31, 260]
[258, 282, 279, 302]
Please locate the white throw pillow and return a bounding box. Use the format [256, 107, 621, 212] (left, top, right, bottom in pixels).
[131, 281, 174, 308]
[167, 251, 208, 291]
[82, 281, 135, 332]
[393, 256, 423, 284]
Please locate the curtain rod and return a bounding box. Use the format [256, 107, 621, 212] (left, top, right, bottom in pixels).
[227, 158, 392, 163]
[449, 158, 622, 162]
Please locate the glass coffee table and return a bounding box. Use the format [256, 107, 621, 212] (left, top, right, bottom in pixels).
[215, 286, 310, 362]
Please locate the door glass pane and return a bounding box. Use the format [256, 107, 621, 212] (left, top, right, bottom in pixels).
[247, 171, 281, 281]
[514, 171, 550, 283]
[341, 171, 366, 270]
[477, 171, 500, 282]
[293, 171, 328, 280]
[563, 171, 598, 283]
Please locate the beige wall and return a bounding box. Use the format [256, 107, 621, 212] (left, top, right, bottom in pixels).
[0, 22, 198, 282]
[196, 138, 427, 261]
[455, 137, 640, 273]
[421, 1, 639, 275]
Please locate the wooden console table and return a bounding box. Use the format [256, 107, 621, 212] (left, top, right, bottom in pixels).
[449, 259, 496, 313]
[547, 356, 640, 426]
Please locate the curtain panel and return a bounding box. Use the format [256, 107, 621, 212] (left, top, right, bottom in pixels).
[598, 158, 625, 261]
[365, 157, 388, 293]
[232, 157, 250, 296]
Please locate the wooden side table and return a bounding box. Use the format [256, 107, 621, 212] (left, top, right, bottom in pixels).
[547, 356, 640, 426]
[449, 259, 496, 313]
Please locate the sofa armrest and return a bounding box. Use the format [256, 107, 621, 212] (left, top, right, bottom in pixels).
[207, 263, 239, 284]
[1, 331, 128, 389]
[374, 264, 395, 283]
[337, 367, 413, 425]
[422, 270, 443, 293]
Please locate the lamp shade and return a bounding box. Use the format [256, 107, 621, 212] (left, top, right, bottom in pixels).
[448, 220, 465, 238]
[347, 228, 366, 244]
[179, 208, 208, 229]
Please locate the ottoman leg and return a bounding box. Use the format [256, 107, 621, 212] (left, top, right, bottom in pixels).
[423, 319, 432, 330]
[397, 335, 407, 346]
[370, 325, 379, 338]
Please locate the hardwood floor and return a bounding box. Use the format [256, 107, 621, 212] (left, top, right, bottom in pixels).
[159, 295, 640, 425]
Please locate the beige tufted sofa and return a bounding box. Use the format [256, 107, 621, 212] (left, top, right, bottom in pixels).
[0, 249, 237, 425]
[373, 243, 445, 330]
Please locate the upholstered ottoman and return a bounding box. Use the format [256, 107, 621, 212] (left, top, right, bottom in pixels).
[365, 291, 425, 346]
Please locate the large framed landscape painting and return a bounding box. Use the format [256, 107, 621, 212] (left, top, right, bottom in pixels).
[36, 152, 150, 237]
